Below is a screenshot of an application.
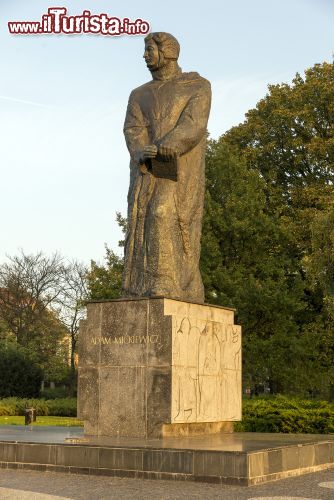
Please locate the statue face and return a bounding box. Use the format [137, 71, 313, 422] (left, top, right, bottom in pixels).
[143, 40, 160, 71]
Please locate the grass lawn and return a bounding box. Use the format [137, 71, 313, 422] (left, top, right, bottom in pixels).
[0, 416, 83, 427]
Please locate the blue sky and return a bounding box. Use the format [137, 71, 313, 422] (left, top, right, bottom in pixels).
[0, 0, 333, 265]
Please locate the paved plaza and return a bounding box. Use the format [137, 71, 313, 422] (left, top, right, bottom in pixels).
[0, 467, 334, 499]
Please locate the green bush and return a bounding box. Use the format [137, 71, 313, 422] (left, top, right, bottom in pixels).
[2, 395, 333, 432]
[0, 398, 48, 416]
[45, 399, 77, 417]
[0, 398, 77, 417]
[0, 344, 43, 398]
[236, 395, 334, 433]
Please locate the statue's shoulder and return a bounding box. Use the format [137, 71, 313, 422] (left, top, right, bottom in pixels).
[129, 81, 153, 100]
[178, 72, 211, 89]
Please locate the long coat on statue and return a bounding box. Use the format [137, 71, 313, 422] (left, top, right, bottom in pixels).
[122, 70, 211, 303]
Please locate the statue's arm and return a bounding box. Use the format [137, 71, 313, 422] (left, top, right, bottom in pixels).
[158, 81, 211, 156]
[123, 92, 149, 164]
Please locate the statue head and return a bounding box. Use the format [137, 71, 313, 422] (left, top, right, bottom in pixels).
[143, 32, 180, 73]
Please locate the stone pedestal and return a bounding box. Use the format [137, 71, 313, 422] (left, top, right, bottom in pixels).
[78, 297, 241, 438]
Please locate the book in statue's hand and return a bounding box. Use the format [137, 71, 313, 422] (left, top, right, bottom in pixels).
[147, 154, 178, 181]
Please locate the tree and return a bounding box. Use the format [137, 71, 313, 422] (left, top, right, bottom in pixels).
[0, 342, 43, 397]
[302, 205, 334, 396]
[0, 250, 64, 346]
[0, 250, 88, 390]
[53, 260, 88, 393]
[87, 246, 123, 300]
[201, 141, 305, 393]
[306, 205, 334, 317]
[201, 61, 334, 396]
[223, 62, 334, 197]
[86, 214, 126, 300]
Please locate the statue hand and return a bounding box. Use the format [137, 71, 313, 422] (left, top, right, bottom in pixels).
[140, 145, 158, 162]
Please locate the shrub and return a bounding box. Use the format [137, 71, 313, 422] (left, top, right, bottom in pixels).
[0, 398, 77, 417]
[45, 399, 77, 417]
[0, 397, 48, 416]
[0, 344, 43, 398]
[237, 395, 334, 433]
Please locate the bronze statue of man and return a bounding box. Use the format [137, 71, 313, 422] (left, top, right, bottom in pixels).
[122, 32, 211, 303]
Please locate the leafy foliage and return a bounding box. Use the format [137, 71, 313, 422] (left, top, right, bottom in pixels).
[236, 396, 334, 433]
[87, 245, 123, 300]
[0, 397, 77, 417]
[224, 62, 334, 193]
[0, 251, 88, 390]
[86, 212, 126, 300]
[0, 251, 64, 345]
[201, 61, 334, 396]
[0, 344, 43, 398]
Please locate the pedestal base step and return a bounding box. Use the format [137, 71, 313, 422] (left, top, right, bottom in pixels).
[1, 426, 334, 486]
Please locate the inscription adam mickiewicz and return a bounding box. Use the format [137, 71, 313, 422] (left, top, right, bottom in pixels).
[91, 334, 160, 345]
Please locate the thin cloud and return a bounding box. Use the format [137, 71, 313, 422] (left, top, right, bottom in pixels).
[0, 95, 52, 108]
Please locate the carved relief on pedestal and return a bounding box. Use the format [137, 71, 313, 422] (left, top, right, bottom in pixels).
[169, 302, 241, 424]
